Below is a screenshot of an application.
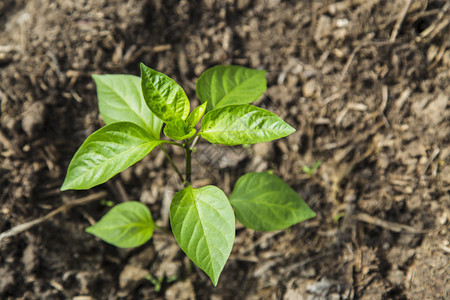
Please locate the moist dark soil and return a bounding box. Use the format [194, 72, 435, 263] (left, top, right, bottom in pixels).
[1, 0, 449, 299]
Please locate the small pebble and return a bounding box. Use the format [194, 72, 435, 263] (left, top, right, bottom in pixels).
[302, 80, 316, 98]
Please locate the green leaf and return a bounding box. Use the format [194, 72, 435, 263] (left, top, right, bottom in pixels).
[229, 172, 316, 232]
[170, 185, 235, 286]
[92, 74, 163, 139]
[196, 65, 267, 112]
[302, 165, 313, 174]
[186, 102, 207, 129]
[140, 63, 190, 122]
[302, 160, 322, 176]
[200, 105, 295, 146]
[164, 118, 196, 141]
[86, 201, 155, 248]
[61, 122, 163, 190]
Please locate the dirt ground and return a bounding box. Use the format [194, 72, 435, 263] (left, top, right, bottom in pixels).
[1, 0, 449, 299]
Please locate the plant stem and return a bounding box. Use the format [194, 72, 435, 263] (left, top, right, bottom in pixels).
[184, 139, 192, 186]
[159, 144, 184, 183]
[189, 135, 200, 151]
[164, 140, 184, 147]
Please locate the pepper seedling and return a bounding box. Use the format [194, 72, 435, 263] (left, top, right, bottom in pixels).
[61, 64, 316, 286]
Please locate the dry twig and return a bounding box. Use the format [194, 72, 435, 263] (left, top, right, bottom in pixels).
[340, 40, 393, 81]
[390, 0, 412, 42]
[356, 212, 428, 234]
[330, 136, 380, 204]
[416, 1, 450, 43]
[0, 191, 108, 243]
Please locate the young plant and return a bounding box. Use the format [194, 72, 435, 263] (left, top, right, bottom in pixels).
[302, 160, 322, 177]
[61, 64, 316, 286]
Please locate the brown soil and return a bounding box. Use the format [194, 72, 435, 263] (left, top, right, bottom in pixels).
[1, 0, 449, 299]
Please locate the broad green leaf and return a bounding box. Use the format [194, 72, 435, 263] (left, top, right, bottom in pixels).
[196, 65, 267, 112]
[164, 118, 196, 141]
[186, 102, 207, 129]
[140, 63, 190, 122]
[92, 74, 163, 139]
[200, 105, 295, 146]
[61, 122, 163, 190]
[170, 185, 235, 286]
[229, 172, 316, 232]
[86, 201, 155, 248]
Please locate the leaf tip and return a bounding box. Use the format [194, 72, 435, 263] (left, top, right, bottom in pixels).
[284, 124, 296, 137]
[140, 62, 151, 73]
[288, 124, 296, 132]
[205, 269, 221, 286]
[211, 276, 219, 286]
[85, 225, 95, 234]
[60, 179, 71, 191]
[307, 207, 317, 219]
[139, 62, 148, 75]
[60, 174, 90, 191]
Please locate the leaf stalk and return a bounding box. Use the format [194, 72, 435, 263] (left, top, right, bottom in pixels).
[184, 139, 192, 186]
[159, 144, 185, 183]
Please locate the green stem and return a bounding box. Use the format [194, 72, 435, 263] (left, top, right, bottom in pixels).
[189, 135, 200, 151]
[184, 139, 192, 186]
[189, 131, 201, 142]
[159, 144, 184, 183]
[164, 140, 184, 147]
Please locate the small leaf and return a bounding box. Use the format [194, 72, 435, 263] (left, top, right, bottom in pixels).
[313, 160, 322, 169]
[92, 74, 163, 139]
[229, 172, 316, 232]
[86, 201, 155, 248]
[302, 160, 321, 176]
[61, 122, 163, 190]
[186, 102, 207, 129]
[170, 185, 235, 286]
[140, 63, 190, 122]
[164, 118, 196, 141]
[200, 105, 295, 146]
[196, 65, 267, 112]
[302, 165, 313, 174]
